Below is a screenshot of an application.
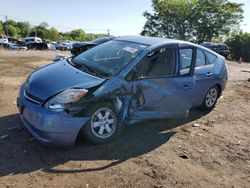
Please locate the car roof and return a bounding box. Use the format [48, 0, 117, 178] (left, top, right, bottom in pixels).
[115, 35, 220, 56]
[115, 36, 178, 45]
[115, 35, 202, 47]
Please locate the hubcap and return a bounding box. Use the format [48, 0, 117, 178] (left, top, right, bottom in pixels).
[90, 107, 116, 139]
[205, 88, 218, 108]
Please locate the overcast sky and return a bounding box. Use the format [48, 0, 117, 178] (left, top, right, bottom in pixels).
[0, 0, 249, 36]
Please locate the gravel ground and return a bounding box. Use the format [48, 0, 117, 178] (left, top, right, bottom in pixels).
[0, 50, 249, 188]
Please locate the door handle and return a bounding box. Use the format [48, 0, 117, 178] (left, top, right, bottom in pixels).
[206, 72, 213, 76]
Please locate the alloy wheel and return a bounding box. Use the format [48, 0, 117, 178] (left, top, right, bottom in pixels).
[205, 88, 218, 108]
[90, 107, 116, 139]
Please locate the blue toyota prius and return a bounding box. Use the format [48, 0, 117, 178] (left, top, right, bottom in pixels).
[17, 36, 228, 148]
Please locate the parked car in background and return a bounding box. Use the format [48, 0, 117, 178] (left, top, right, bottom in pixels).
[47, 43, 56, 50]
[23, 37, 42, 45]
[0, 42, 27, 50]
[51, 42, 58, 48]
[8, 37, 26, 48]
[71, 41, 94, 56]
[57, 41, 73, 51]
[201, 42, 230, 58]
[8, 37, 24, 44]
[53, 42, 61, 49]
[0, 35, 8, 43]
[71, 36, 114, 56]
[8, 37, 18, 44]
[23, 37, 44, 50]
[17, 36, 228, 148]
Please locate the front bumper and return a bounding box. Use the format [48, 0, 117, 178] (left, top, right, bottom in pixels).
[17, 85, 89, 148]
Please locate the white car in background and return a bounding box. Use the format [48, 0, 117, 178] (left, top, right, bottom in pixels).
[23, 37, 42, 45]
[0, 35, 8, 43]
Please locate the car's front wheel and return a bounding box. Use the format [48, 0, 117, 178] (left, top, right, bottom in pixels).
[200, 85, 219, 110]
[82, 103, 120, 144]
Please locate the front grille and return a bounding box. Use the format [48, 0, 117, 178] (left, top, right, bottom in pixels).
[24, 90, 43, 104]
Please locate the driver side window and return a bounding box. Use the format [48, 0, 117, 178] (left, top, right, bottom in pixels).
[136, 48, 176, 78]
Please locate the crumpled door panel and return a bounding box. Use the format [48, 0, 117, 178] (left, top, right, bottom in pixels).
[129, 77, 195, 121]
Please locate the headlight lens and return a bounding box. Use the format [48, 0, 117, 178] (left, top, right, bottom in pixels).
[44, 88, 88, 112]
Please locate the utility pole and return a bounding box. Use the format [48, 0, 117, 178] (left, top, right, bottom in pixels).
[5, 15, 8, 37]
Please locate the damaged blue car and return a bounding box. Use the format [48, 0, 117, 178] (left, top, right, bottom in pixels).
[17, 36, 228, 147]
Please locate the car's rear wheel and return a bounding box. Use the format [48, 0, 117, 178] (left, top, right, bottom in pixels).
[200, 85, 219, 110]
[82, 103, 120, 144]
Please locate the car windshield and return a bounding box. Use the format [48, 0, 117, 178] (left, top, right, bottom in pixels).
[72, 40, 148, 77]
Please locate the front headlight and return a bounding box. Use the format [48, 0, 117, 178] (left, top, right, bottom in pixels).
[44, 88, 88, 112]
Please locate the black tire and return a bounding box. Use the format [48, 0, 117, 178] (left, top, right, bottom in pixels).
[200, 85, 219, 111]
[81, 103, 121, 144]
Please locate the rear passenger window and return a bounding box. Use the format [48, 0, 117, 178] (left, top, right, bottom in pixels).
[179, 49, 193, 75]
[196, 49, 206, 67]
[205, 51, 217, 64]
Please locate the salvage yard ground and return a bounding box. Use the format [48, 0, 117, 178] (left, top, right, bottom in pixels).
[0, 50, 249, 187]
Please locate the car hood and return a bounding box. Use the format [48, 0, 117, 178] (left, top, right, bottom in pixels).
[26, 60, 105, 101]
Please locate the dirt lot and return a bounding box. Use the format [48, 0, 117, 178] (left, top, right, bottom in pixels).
[0, 50, 249, 188]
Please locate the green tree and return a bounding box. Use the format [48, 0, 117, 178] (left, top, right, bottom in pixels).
[69, 29, 86, 41]
[85, 33, 106, 41]
[4, 19, 17, 37]
[47, 27, 60, 41]
[141, 0, 244, 43]
[6, 19, 17, 27]
[17, 21, 30, 37]
[0, 21, 4, 35]
[30, 25, 48, 39]
[0, 18, 105, 41]
[226, 32, 250, 62]
[39, 22, 49, 29]
[7, 24, 19, 37]
[194, 0, 243, 43]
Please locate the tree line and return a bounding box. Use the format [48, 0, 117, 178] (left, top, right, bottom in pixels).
[0, 20, 105, 41]
[142, 0, 249, 62]
[0, 0, 249, 62]
[226, 32, 250, 62]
